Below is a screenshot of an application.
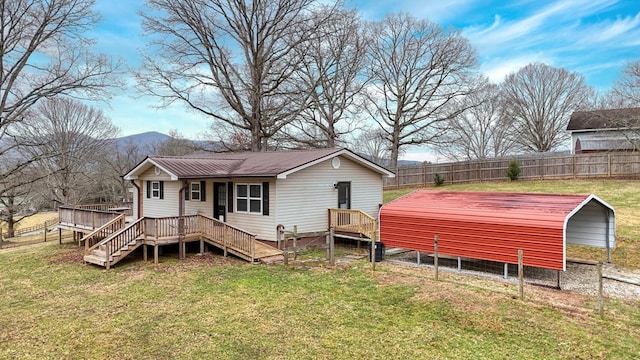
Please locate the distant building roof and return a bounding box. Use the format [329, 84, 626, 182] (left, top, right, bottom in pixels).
[567, 108, 640, 131]
[124, 148, 395, 180]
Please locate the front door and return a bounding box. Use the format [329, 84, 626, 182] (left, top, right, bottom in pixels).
[337, 181, 351, 209]
[213, 182, 227, 221]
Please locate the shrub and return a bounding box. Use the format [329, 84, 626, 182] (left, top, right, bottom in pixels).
[433, 173, 445, 186]
[507, 159, 522, 181]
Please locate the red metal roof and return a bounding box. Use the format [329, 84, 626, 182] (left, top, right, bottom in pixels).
[380, 190, 614, 271]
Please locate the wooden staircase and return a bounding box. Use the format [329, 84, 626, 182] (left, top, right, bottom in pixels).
[82, 214, 282, 269]
[84, 217, 144, 269]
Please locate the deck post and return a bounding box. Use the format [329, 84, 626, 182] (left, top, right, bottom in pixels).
[200, 238, 204, 254]
[417, 251, 421, 265]
[154, 244, 159, 264]
[371, 230, 378, 271]
[143, 244, 148, 261]
[293, 225, 297, 261]
[329, 228, 335, 266]
[457, 257, 461, 271]
[503, 263, 508, 279]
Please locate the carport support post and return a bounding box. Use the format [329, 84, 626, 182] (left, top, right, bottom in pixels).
[518, 249, 524, 300]
[434, 235, 439, 281]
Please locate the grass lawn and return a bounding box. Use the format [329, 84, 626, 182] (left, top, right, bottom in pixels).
[384, 179, 640, 268]
[1, 242, 639, 359]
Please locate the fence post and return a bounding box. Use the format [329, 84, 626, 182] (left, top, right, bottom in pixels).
[518, 249, 524, 300]
[607, 154, 612, 177]
[434, 235, 439, 281]
[597, 262, 604, 319]
[43, 222, 47, 242]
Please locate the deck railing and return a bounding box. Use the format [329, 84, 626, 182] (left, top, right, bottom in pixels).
[143, 215, 200, 240]
[84, 214, 127, 255]
[72, 202, 133, 216]
[59, 206, 122, 229]
[328, 208, 377, 239]
[101, 217, 145, 270]
[199, 215, 256, 261]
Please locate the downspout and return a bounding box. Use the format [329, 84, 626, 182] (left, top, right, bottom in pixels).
[130, 180, 141, 218]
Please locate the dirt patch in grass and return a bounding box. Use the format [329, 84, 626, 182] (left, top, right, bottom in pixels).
[47, 247, 85, 264]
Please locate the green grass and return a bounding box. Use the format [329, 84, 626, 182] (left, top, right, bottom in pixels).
[1, 242, 639, 359]
[384, 179, 640, 268]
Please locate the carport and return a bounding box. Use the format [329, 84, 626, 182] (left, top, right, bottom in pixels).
[380, 191, 615, 271]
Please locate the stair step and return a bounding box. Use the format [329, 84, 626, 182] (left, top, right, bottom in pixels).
[84, 254, 106, 266]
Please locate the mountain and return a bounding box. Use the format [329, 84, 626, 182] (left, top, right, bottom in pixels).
[112, 131, 172, 150]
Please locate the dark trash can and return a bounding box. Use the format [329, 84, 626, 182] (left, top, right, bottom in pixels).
[370, 242, 385, 262]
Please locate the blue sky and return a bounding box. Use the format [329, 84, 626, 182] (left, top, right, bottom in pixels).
[92, 0, 640, 158]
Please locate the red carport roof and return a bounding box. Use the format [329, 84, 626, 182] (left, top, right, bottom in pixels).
[380, 190, 615, 271]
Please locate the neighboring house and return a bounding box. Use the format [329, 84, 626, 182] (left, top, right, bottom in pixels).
[567, 108, 640, 154]
[123, 148, 395, 243]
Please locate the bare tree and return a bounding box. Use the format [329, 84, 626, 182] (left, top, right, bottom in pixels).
[0, 161, 43, 238]
[350, 128, 390, 166]
[438, 79, 517, 160]
[609, 60, 640, 107]
[286, 7, 368, 148]
[98, 139, 145, 203]
[364, 13, 479, 168]
[138, 0, 339, 151]
[0, 0, 119, 223]
[501, 63, 594, 152]
[16, 98, 119, 205]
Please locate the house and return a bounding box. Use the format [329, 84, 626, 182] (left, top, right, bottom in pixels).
[123, 148, 395, 244]
[567, 108, 640, 154]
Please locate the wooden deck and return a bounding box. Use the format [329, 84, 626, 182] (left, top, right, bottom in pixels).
[59, 206, 282, 268]
[328, 208, 377, 239]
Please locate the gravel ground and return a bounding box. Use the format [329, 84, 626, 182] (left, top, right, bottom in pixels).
[387, 251, 640, 300]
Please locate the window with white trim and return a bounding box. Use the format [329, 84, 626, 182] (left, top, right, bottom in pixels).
[151, 181, 160, 199]
[190, 182, 201, 200]
[236, 183, 262, 213]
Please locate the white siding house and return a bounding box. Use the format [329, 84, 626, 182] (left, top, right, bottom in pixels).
[124, 149, 394, 242]
[567, 108, 640, 154]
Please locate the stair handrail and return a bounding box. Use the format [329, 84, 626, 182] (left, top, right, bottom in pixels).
[198, 214, 257, 259]
[84, 214, 126, 255]
[99, 217, 145, 266]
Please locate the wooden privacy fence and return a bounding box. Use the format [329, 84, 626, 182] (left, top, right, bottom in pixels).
[385, 152, 640, 188]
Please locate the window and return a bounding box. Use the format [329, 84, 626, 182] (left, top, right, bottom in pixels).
[236, 183, 262, 214]
[151, 181, 160, 199]
[190, 182, 201, 200]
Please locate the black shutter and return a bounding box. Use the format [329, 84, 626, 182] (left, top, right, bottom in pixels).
[201, 180, 206, 202]
[262, 181, 269, 216]
[185, 182, 190, 201]
[146, 181, 151, 199]
[159, 181, 164, 199]
[227, 181, 233, 213]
